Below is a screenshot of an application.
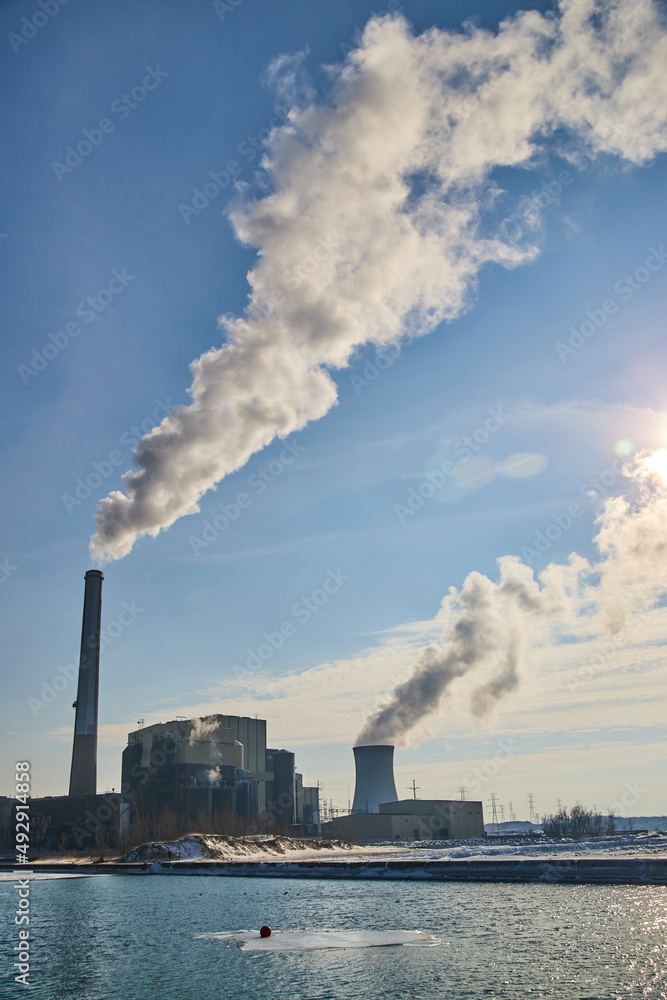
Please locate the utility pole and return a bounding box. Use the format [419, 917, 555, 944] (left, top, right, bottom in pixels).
[407, 780, 420, 800]
[458, 785, 467, 801]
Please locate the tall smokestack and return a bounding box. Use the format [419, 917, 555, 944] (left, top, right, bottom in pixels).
[69, 570, 103, 797]
[351, 745, 398, 814]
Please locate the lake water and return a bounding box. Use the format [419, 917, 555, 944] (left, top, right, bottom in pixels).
[1, 875, 666, 999]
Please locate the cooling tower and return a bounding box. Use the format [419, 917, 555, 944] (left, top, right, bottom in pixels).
[351, 744, 398, 814]
[69, 570, 103, 797]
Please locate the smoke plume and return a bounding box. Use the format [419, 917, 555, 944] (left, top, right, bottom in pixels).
[90, 0, 667, 560]
[356, 450, 667, 745]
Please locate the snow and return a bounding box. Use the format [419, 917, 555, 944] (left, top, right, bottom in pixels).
[352, 831, 667, 862]
[120, 831, 667, 865]
[195, 929, 441, 952]
[120, 834, 356, 863]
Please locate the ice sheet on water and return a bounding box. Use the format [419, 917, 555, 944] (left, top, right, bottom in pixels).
[195, 928, 441, 952]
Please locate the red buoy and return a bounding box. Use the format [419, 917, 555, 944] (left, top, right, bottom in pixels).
[260, 926, 272, 938]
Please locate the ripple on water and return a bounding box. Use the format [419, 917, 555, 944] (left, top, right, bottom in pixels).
[0, 878, 666, 999]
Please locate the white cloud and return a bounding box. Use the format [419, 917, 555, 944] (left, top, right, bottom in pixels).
[90, 0, 667, 561]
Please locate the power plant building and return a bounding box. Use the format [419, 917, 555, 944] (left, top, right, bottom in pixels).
[334, 798, 484, 842]
[332, 744, 485, 842]
[122, 716, 320, 832]
[6, 571, 321, 852]
[9, 570, 488, 852]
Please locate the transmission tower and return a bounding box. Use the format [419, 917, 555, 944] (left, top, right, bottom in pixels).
[528, 793, 538, 824]
[508, 801, 516, 822]
[458, 785, 467, 801]
[489, 793, 500, 833]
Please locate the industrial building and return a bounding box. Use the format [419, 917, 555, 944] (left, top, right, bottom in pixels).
[122, 717, 320, 833]
[334, 798, 484, 842]
[331, 744, 485, 843]
[5, 570, 320, 853]
[4, 571, 484, 852]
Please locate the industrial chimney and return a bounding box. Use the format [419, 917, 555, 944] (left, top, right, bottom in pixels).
[69, 570, 103, 797]
[351, 744, 398, 814]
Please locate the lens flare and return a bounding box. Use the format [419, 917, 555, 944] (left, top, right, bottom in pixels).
[615, 438, 634, 457]
[639, 448, 667, 483]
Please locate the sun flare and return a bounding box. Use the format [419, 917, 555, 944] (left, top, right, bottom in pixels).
[640, 448, 667, 483]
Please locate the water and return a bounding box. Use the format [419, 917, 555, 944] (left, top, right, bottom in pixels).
[1, 875, 666, 999]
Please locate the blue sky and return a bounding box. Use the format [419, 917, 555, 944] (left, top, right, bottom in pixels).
[2, 0, 667, 820]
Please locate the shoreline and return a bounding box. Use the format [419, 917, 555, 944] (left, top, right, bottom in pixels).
[3, 855, 667, 885]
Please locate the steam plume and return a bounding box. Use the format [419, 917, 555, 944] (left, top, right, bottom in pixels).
[189, 715, 219, 745]
[91, 1, 667, 560]
[356, 450, 667, 745]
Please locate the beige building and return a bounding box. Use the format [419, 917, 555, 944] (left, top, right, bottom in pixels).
[125, 715, 272, 812]
[333, 798, 484, 843]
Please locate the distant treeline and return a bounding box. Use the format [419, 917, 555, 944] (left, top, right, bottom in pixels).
[541, 804, 617, 838]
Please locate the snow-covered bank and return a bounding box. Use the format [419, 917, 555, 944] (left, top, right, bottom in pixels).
[120, 834, 357, 863]
[370, 831, 667, 862]
[119, 830, 667, 865]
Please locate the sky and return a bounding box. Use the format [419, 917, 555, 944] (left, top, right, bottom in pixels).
[1, 0, 667, 822]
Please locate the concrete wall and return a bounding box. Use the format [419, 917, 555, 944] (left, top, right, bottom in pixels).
[333, 812, 395, 843]
[380, 799, 484, 839]
[333, 799, 485, 843]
